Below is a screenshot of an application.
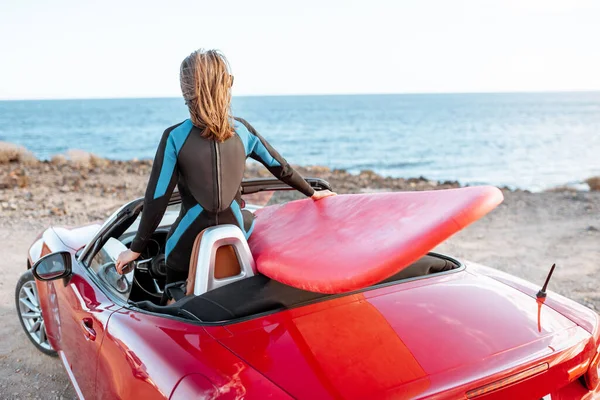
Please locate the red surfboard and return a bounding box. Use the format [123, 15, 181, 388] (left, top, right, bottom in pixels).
[248, 186, 503, 294]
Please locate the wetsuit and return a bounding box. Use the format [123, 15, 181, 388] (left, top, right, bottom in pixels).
[130, 117, 314, 284]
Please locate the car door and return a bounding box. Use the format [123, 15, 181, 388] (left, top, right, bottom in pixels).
[30, 198, 142, 398]
[50, 254, 121, 399]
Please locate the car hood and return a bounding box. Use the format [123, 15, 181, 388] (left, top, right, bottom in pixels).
[217, 269, 590, 399]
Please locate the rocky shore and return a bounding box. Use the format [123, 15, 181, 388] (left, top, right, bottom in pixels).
[1, 142, 598, 223]
[0, 142, 467, 225]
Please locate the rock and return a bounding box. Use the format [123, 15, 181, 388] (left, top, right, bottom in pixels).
[66, 149, 92, 168]
[306, 165, 331, 174]
[0, 175, 10, 189]
[90, 154, 109, 168]
[0, 168, 30, 189]
[0, 141, 38, 165]
[67, 149, 107, 169]
[546, 185, 577, 193]
[9, 168, 30, 188]
[586, 176, 600, 191]
[442, 180, 460, 187]
[359, 169, 377, 177]
[587, 226, 599, 232]
[49, 206, 67, 216]
[50, 154, 68, 166]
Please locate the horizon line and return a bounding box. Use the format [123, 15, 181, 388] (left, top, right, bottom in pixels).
[2, 89, 600, 102]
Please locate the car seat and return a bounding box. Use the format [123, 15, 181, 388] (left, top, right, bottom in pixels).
[163, 224, 256, 303]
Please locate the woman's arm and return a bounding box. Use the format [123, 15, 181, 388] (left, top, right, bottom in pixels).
[235, 117, 315, 197]
[130, 127, 181, 253]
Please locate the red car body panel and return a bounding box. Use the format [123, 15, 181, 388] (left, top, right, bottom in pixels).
[468, 262, 600, 337]
[55, 272, 119, 397]
[98, 310, 291, 399]
[28, 214, 600, 399]
[217, 270, 597, 399]
[36, 256, 123, 398]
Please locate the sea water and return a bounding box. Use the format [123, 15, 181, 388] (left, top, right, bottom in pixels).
[1, 92, 599, 191]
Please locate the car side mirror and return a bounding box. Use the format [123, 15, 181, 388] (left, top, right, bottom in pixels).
[32, 251, 72, 281]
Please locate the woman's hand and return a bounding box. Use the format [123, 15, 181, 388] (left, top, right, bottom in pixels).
[115, 249, 141, 274]
[311, 190, 337, 201]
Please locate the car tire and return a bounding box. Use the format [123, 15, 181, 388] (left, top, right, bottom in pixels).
[15, 270, 57, 357]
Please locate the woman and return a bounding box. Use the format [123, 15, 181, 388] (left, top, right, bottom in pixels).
[115, 49, 335, 284]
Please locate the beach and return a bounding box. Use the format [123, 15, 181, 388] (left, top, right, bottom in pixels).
[1, 148, 599, 399]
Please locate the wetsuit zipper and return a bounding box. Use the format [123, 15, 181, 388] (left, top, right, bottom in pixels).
[213, 141, 221, 221]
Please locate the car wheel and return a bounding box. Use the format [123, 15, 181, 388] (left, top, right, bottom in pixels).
[15, 270, 57, 357]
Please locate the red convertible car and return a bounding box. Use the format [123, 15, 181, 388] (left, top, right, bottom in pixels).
[15, 178, 600, 399]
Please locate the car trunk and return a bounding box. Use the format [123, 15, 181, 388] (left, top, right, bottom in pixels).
[217, 269, 593, 399]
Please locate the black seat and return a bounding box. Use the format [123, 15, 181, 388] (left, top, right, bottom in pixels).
[136, 274, 328, 322]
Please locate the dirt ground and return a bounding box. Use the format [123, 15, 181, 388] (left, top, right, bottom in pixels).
[1, 222, 79, 400]
[1, 185, 599, 398]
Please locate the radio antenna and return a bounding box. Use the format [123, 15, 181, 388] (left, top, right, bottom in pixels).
[536, 264, 556, 299]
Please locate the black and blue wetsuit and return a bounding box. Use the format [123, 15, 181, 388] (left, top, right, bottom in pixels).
[130, 117, 314, 283]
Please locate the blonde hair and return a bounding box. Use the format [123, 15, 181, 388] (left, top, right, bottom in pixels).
[180, 49, 235, 142]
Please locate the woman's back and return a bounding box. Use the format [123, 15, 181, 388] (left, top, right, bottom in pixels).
[159, 116, 313, 214]
[165, 119, 246, 213]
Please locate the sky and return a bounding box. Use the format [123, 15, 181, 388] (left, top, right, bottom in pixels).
[1, 0, 599, 100]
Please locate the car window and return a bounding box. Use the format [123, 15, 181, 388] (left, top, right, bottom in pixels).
[89, 238, 133, 302]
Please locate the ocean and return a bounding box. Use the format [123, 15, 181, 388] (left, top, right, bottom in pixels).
[1, 92, 599, 191]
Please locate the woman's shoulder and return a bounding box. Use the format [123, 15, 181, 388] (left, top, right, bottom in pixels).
[233, 116, 255, 133]
[154, 120, 195, 147]
[158, 119, 193, 139]
[165, 119, 193, 133]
